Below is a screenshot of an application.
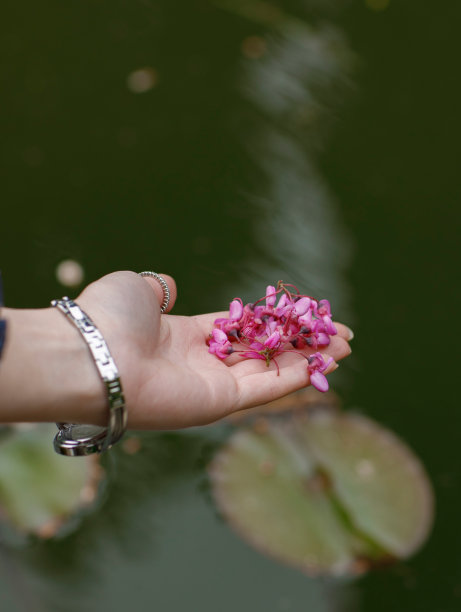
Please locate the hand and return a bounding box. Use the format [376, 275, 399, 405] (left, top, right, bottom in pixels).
[77, 272, 352, 429]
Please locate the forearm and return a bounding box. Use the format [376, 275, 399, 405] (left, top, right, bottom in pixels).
[0, 307, 107, 425]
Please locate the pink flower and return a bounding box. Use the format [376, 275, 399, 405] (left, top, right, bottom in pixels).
[229, 299, 243, 321]
[311, 319, 331, 347]
[265, 285, 277, 308]
[265, 318, 278, 337]
[307, 352, 334, 393]
[298, 309, 313, 330]
[247, 331, 281, 353]
[213, 317, 240, 334]
[213, 299, 244, 335]
[208, 281, 341, 393]
[294, 297, 311, 316]
[208, 329, 234, 360]
[316, 299, 337, 335]
[264, 330, 281, 349]
[316, 299, 331, 317]
[317, 333, 331, 347]
[274, 293, 290, 316]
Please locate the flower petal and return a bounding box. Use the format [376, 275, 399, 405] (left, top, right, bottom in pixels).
[276, 294, 287, 310]
[265, 331, 281, 349]
[229, 299, 243, 321]
[212, 328, 228, 343]
[266, 286, 277, 307]
[294, 297, 311, 316]
[323, 316, 337, 335]
[318, 299, 332, 316]
[310, 370, 329, 393]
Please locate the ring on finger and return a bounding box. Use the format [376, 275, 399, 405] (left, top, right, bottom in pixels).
[138, 271, 171, 313]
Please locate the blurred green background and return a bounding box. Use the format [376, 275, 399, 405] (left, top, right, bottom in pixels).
[1, 0, 460, 610]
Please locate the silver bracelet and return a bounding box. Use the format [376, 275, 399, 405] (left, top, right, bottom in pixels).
[51, 297, 127, 456]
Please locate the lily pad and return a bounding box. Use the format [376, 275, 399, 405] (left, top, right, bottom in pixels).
[0, 424, 104, 538]
[209, 408, 434, 576]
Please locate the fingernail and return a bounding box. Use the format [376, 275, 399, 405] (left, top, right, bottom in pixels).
[323, 357, 338, 374]
[344, 326, 354, 341]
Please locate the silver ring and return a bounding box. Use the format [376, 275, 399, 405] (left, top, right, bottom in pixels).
[139, 271, 171, 313]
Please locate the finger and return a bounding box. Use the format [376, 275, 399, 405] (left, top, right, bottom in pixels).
[320, 335, 351, 362]
[234, 355, 339, 411]
[334, 322, 354, 341]
[141, 273, 177, 313]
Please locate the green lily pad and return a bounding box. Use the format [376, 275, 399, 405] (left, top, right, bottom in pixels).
[209, 408, 434, 576]
[296, 411, 434, 559]
[0, 424, 104, 538]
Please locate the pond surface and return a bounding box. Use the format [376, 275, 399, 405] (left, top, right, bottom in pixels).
[1, 1, 460, 610]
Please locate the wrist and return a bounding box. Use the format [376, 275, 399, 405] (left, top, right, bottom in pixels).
[0, 306, 108, 425]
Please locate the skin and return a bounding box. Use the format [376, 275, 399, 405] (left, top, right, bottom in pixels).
[0, 271, 352, 429]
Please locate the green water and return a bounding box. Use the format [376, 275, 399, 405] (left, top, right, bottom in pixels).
[1, 1, 460, 610]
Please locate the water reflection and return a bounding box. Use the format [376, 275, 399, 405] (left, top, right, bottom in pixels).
[126, 67, 158, 94]
[219, 3, 354, 316]
[55, 259, 85, 287]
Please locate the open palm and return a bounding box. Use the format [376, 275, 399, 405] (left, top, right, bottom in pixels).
[78, 272, 352, 430]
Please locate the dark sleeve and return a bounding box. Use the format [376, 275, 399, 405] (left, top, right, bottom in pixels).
[0, 272, 6, 360]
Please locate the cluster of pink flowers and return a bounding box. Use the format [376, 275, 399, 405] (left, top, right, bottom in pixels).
[208, 282, 338, 392]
